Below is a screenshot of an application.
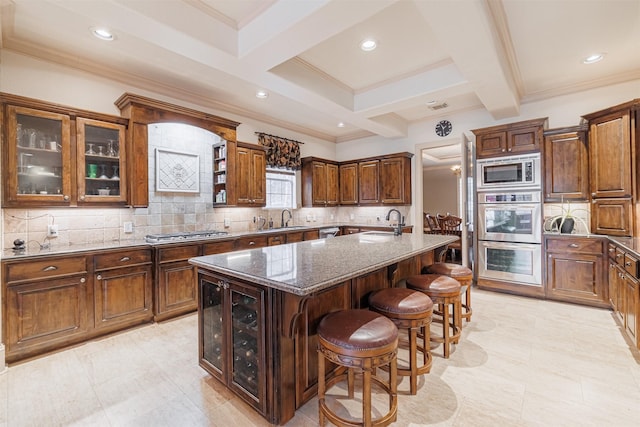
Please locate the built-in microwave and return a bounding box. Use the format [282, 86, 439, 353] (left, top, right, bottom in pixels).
[477, 153, 541, 190]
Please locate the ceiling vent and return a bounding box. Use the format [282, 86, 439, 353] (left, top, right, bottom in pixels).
[428, 102, 448, 111]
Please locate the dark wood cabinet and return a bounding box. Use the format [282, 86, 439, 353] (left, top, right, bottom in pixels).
[380, 154, 412, 204]
[358, 160, 380, 204]
[198, 272, 268, 416]
[583, 100, 639, 236]
[155, 244, 201, 322]
[301, 158, 339, 207]
[2, 94, 128, 207]
[236, 142, 267, 207]
[543, 127, 589, 201]
[93, 248, 153, 331]
[473, 118, 546, 158]
[544, 236, 607, 307]
[339, 162, 358, 205]
[607, 242, 640, 350]
[3, 255, 90, 363]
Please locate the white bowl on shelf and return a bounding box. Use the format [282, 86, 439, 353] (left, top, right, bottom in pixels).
[97, 189, 110, 196]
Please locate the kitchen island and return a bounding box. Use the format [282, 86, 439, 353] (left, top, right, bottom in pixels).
[188, 231, 457, 424]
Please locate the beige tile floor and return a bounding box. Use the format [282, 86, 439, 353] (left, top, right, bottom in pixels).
[1, 288, 640, 426]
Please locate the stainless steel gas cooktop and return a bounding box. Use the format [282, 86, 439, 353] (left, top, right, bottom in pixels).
[145, 230, 229, 243]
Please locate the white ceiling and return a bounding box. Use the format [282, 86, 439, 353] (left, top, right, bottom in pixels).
[1, 0, 639, 149]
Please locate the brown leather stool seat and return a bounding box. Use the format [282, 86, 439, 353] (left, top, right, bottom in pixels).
[406, 274, 462, 358]
[317, 309, 398, 427]
[369, 288, 433, 395]
[424, 263, 473, 323]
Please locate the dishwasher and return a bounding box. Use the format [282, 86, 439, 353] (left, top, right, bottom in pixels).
[319, 227, 340, 239]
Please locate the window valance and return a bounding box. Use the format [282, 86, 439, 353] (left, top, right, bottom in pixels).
[257, 132, 302, 170]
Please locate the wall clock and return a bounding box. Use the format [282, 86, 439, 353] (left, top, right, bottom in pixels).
[435, 119, 452, 137]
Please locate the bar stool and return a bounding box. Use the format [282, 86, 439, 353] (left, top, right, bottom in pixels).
[368, 288, 433, 395]
[406, 274, 461, 359]
[424, 263, 473, 323]
[317, 309, 398, 427]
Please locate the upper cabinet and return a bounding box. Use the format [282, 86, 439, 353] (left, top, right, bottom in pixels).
[76, 118, 127, 204]
[339, 162, 358, 205]
[301, 152, 413, 207]
[380, 154, 412, 205]
[473, 118, 547, 158]
[235, 142, 267, 207]
[301, 158, 339, 207]
[543, 126, 589, 202]
[2, 94, 129, 208]
[582, 100, 640, 236]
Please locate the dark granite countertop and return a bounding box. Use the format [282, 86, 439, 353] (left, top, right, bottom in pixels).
[188, 232, 457, 296]
[1, 224, 410, 260]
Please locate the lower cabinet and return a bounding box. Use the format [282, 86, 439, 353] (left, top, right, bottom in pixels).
[544, 236, 608, 307]
[155, 244, 202, 322]
[93, 248, 153, 331]
[607, 242, 640, 349]
[4, 270, 90, 363]
[198, 271, 268, 417]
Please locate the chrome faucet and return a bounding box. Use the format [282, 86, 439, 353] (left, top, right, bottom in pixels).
[281, 209, 292, 228]
[385, 209, 405, 236]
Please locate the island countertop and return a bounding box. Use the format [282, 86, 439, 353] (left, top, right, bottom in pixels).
[188, 231, 457, 296]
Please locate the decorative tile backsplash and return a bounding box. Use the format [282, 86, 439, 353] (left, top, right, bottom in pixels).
[2, 123, 410, 250]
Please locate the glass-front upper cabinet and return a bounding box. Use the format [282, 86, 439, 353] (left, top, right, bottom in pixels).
[76, 118, 126, 204]
[4, 106, 72, 206]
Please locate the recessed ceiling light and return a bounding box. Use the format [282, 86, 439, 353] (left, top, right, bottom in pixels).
[91, 27, 115, 41]
[337, 122, 345, 128]
[360, 39, 377, 52]
[256, 90, 269, 99]
[583, 53, 604, 64]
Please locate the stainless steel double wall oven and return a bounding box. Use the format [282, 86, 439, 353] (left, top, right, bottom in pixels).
[476, 153, 543, 287]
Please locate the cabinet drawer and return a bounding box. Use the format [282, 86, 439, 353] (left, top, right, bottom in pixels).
[157, 245, 201, 263]
[624, 254, 639, 278]
[235, 235, 268, 250]
[203, 239, 236, 255]
[615, 248, 626, 265]
[546, 238, 604, 255]
[5, 256, 87, 283]
[94, 249, 151, 270]
[268, 235, 285, 246]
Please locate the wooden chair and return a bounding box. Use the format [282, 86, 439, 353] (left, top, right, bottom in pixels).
[437, 214, 462, 263]
[423, 213, 441, 234]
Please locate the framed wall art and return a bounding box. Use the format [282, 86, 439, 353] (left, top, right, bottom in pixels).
[155, 148, 200, 193]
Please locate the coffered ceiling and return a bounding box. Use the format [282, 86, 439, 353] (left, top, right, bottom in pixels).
[1, 0, 639, 144]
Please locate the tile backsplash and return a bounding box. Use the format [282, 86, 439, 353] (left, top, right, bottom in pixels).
[2, 123, 409, 250]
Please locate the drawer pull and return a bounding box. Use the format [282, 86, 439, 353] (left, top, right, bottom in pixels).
[97, 274, 102, 280]
[119, 256, 131, 262]
[625, 261, 632, 267]
[42, 265, 58, 272]
[609, 248, 615, 252]
[568, 244, 579, 248]
[616, 254, 623, 259]
[80, 277, 86, 283]
[249, 241, 256, 245]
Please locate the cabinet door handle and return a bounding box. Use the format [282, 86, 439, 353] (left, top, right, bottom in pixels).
[609, 248, 615, 252]
[97, 274, 102, 280]
[501, 148, 506, 152]
[63, 195, 70, 201]
[591, 193, 596, 197]
[568, 243, 579, 248]
[80, 277, 86, 283]
[42, 265, 58, 272]
[625, 261, 632, 266]
[79, 195, 85, 201]
[119, 256, 131, 262]
[217, 279, 228, 289]
[249, 241, 255, 245]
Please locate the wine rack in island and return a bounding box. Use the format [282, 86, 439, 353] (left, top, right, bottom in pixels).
[199, 273, 267, 415]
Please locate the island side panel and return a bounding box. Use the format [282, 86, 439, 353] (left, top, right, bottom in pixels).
[275, 280, 351, 421]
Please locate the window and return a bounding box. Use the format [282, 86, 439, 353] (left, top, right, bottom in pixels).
[266, 169, 296, 209]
